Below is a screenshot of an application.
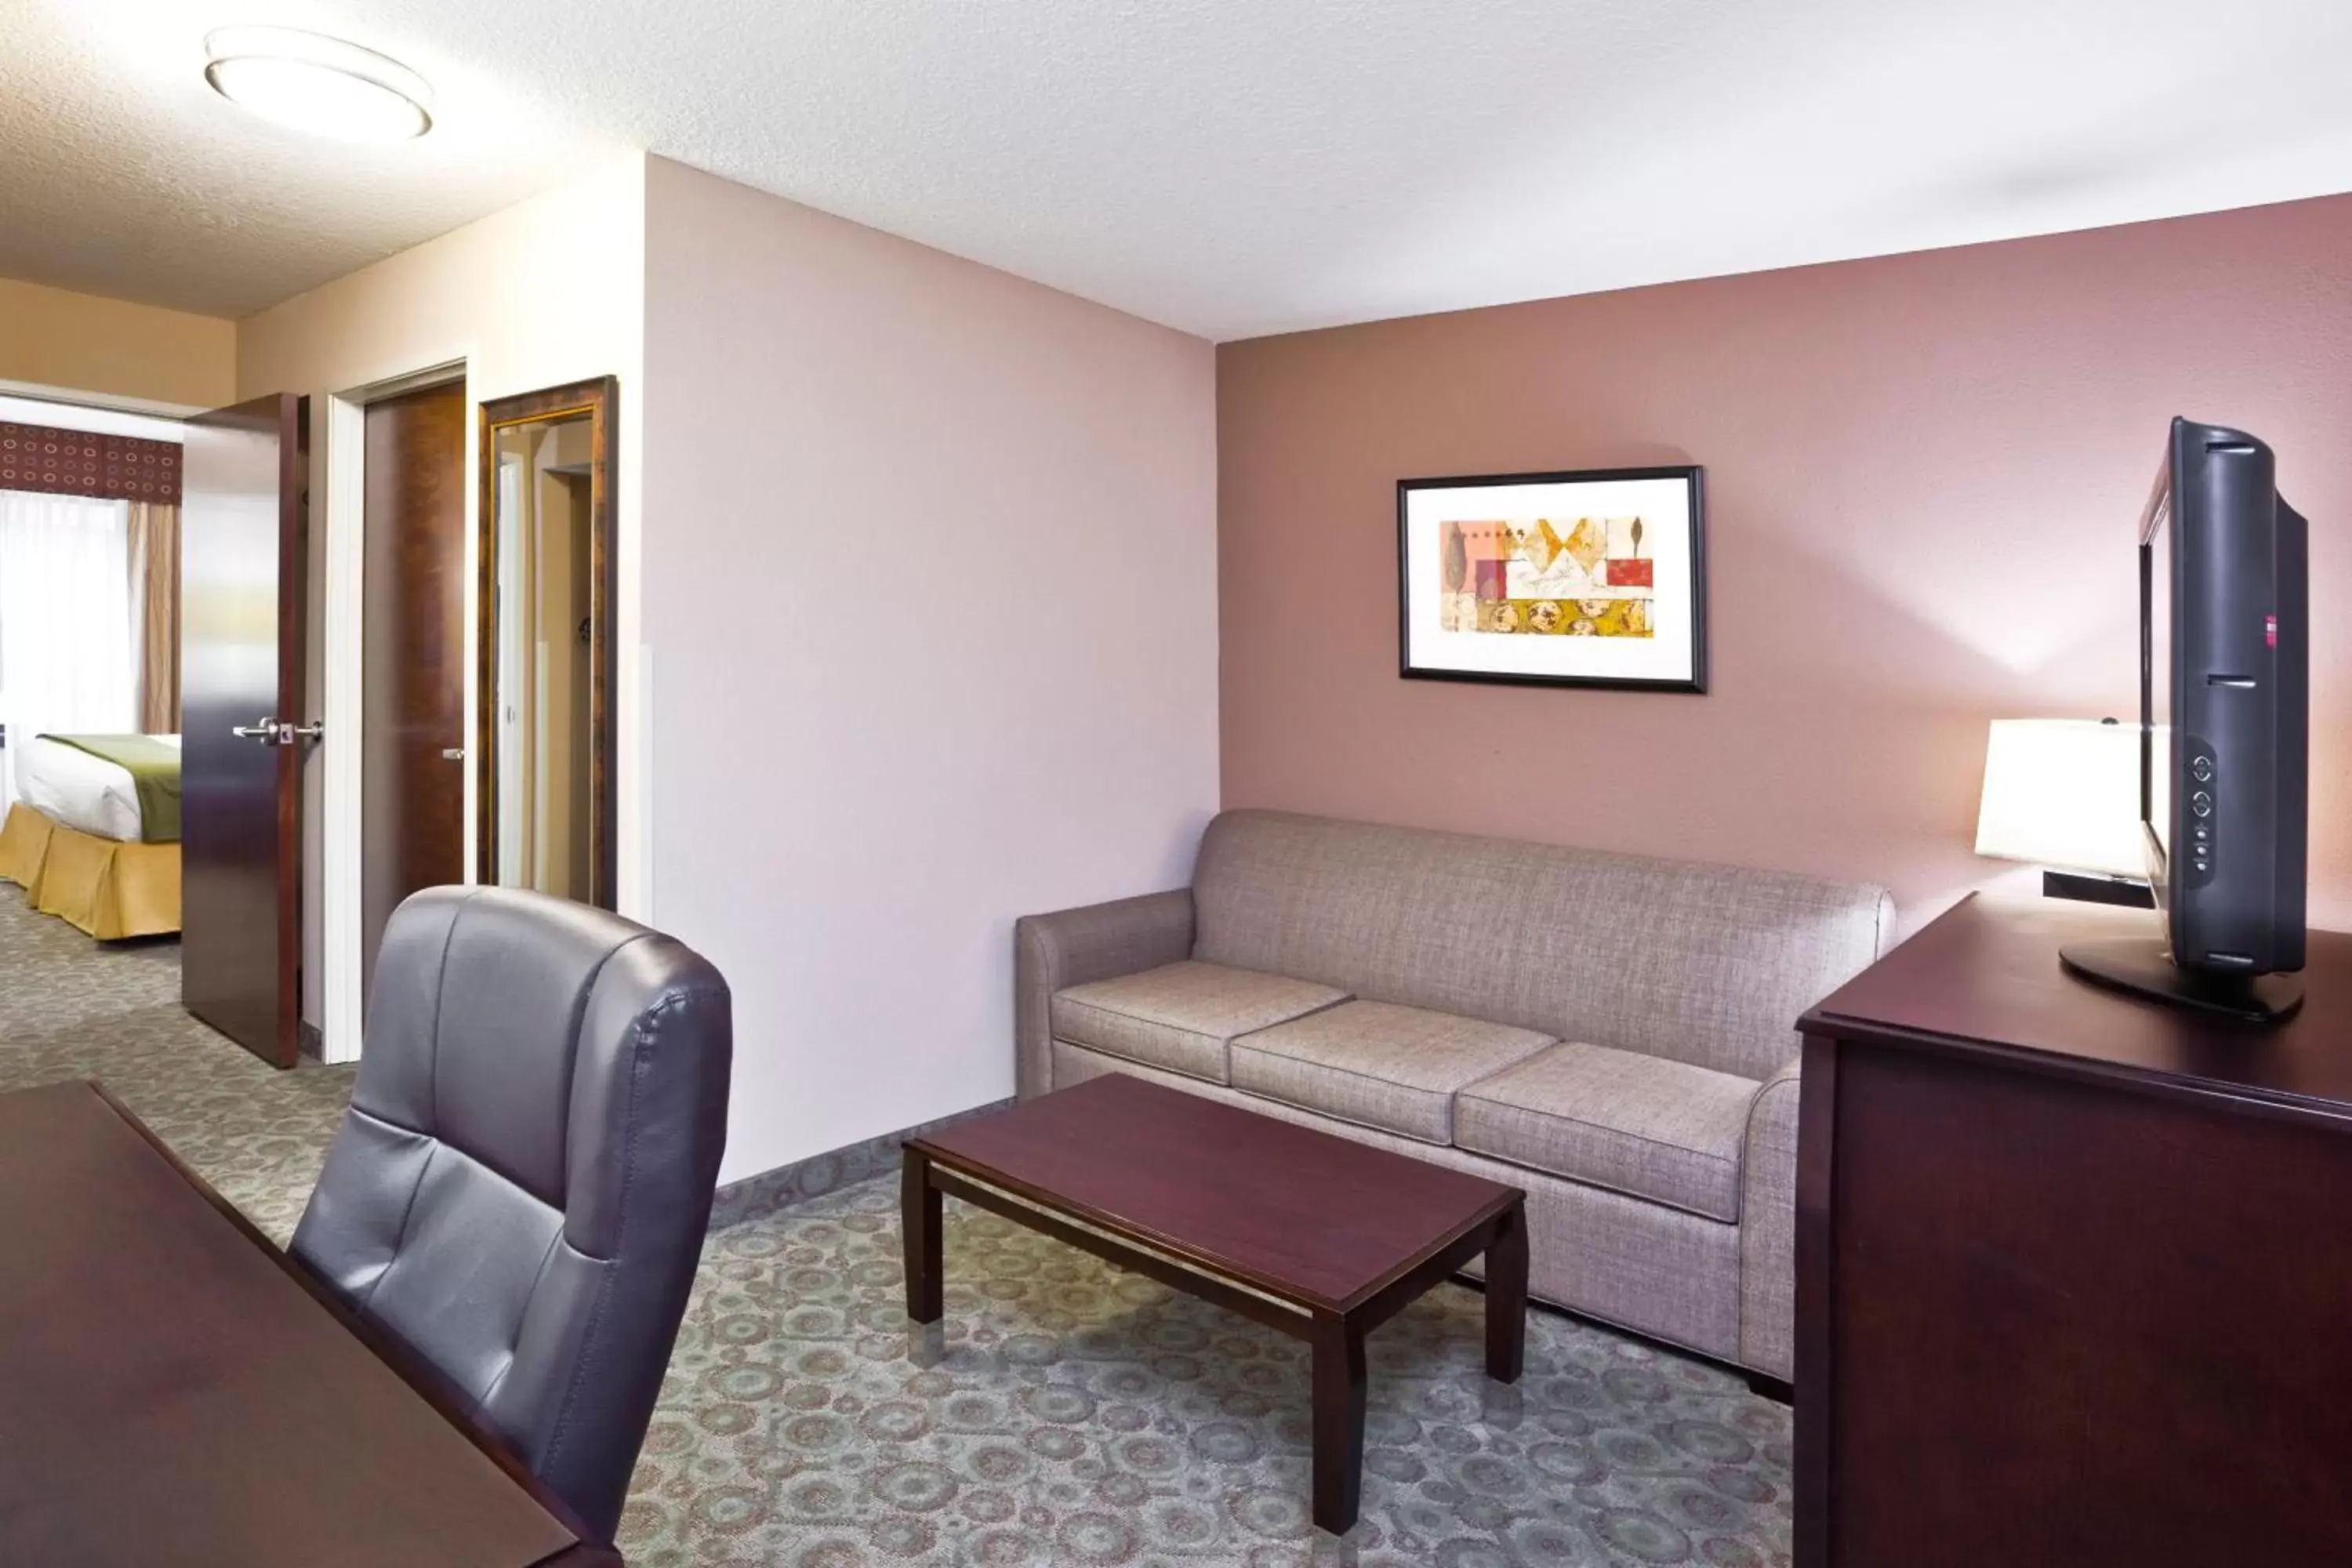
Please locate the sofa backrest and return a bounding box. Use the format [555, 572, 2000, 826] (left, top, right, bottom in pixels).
[1191, 810, 1894, 1081]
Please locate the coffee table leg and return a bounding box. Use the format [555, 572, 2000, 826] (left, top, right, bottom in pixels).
[1311, 1312, 1367, 1535]
[1486, 1201, 1527, 1384]
[902, 1147, 942, 1323]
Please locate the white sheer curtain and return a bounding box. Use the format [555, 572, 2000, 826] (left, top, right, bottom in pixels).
[0, 491, 137, 813]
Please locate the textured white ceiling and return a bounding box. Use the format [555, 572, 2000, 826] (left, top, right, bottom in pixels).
[2, 0, 610, 321]
[10, 0, 2352, 338]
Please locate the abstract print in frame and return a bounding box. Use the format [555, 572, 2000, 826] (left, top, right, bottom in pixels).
[1397, 466, 1706, 692]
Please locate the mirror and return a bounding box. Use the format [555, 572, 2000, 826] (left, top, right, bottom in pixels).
[476, 377, 615, 908]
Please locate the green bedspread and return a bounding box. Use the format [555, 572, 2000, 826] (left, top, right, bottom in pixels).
[39, 734, 183, 844]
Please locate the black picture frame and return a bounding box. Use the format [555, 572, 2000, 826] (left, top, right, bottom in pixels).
[1396, 464, 1708, 693]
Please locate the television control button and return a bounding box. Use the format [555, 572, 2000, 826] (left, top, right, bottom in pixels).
[2191, 758, 2213, 782]
[2192, 792, 2212, 817]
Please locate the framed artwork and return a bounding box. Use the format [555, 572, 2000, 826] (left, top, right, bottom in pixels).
[1397, 465, 1707, 693]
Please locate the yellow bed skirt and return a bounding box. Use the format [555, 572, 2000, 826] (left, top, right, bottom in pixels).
[0, 802, 181, 940]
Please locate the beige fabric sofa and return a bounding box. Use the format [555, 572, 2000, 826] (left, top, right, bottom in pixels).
[1014, 810, 1894, 1382]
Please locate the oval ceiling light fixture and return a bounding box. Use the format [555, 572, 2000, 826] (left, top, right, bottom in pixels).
[204, 27, 434, 143]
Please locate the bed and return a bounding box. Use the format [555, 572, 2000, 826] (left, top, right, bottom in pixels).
[0, 735, 181, 939]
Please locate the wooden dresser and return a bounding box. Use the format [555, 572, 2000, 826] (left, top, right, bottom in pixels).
[1795, 894, 2352, 1568]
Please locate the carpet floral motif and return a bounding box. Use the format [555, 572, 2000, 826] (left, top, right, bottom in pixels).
[0, 898, 349, 1241]
[0, 893, 1794, 1566]
[626, 1185, 1793, 1566]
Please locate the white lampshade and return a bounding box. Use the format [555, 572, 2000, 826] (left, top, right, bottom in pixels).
[1973, 718, 2157, 879]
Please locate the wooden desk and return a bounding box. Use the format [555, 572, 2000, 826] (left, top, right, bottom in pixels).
[1795, 895, 2352, 1568]
[0, 1080, 616, 1568]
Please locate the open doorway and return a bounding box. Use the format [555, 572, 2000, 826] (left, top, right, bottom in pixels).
[0, 391, 192, 949]
[0, 384, 318, 1076]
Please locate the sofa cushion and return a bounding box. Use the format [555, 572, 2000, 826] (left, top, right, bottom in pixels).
[1456, 1043, 1759, 1221]
[1051, 1036, 1747, 1362]
[1229, 1001, 1555, 1145]
[1051, 961, 1349, 1084]
[1191, 809, 1894, 1080]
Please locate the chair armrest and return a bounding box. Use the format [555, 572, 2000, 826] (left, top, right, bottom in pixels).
[1738, 1054, 1804, 1379]
[1014, 889, 1196, 1098]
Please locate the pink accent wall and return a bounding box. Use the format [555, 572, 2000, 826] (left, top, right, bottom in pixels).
[1218, 194, 2352, 931]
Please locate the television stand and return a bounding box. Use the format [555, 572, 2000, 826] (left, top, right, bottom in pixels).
[1795, 894, 2352, 1568]
[2059, 935, 2304, 1022]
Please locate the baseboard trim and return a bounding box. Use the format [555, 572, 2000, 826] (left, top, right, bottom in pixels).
[708, 1097, 1015, 1231]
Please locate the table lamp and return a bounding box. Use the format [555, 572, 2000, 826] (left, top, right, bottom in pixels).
[1973, 717, 2158, 907]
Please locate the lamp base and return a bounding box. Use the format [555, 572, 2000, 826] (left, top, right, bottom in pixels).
[2042, 870, 2155, 909]
[2058, 937, 2303, 1024]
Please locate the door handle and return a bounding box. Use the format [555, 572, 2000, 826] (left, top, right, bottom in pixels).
[232, 717, 325, 747]
[441, 747, 466, 760]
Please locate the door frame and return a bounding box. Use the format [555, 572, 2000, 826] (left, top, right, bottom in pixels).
[319, 357, 466, 1065]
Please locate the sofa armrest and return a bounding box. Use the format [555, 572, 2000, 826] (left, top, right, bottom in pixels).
[1014, 889, 1196, 1099]
[1738, 1054, 1804, 1380]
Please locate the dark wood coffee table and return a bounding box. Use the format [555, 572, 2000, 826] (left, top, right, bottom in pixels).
[902, 1073, 1527, 1534]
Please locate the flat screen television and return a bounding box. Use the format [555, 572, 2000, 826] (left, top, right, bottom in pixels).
[2060, 417, 2309, 1022]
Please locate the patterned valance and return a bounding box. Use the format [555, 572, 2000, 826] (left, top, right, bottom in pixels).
[0, 421, 181, 504]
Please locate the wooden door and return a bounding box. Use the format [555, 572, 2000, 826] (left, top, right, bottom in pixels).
[361, 381, 466, 1006]
[181, 394, 307, 1066]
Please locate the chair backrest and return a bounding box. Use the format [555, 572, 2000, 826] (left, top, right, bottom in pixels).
[1192, 809, 1895, 1080]
[291, 885, 731, 1544]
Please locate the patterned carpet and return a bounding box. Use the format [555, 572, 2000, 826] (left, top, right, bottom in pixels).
[0, 894, 1794, 1566]
[0, 893, 350, 1240]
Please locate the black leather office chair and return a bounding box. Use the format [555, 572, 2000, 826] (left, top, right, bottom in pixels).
[292, 886, 731, 1544]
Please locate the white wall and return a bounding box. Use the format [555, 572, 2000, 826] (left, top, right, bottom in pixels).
[237, 154, 648, 1054]
[641, 158, 1220, 1183]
